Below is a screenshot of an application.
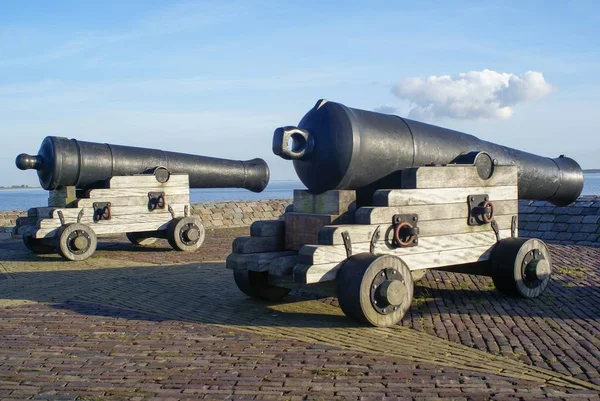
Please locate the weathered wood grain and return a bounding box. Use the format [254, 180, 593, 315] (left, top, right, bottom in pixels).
[35, 203, 189, 222]
[401, 165, 517, 189]
[300, 230, 509, 265]
[354, 200, 518, 224]
[85, 186, 189, 199]
[293, 190, 356, 215]
[232, 235, 285, 254]
[225, 251, 297, 272]
[285, 212, 353, 250]
[34, 220, 172, 239]
[250, 220, 285, 237]
[298, 245, 495, 284]
[268, 255, 299, 277]
[37, 210, 183, 231]
[319, 215, 515, 245]
[76, 194, 191, 207]
[108, 174, 189, 188]
[48, 186, 77, 207]
[374, 185, 517, 206]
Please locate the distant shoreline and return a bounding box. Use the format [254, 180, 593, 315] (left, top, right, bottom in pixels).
[1, 173, 599, 189]
[0, 186, 40, 190]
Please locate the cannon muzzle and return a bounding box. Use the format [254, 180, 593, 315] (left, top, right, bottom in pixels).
[17, 136, 269, 192]
[273, 99, 584, 206]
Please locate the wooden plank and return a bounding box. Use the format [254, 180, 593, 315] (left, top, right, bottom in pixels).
[33, 220, 172, 239]
[298, 246, 494, 284]
[38, 211, 181, 230]
[285, 212, 353, 251]
[268, 255, 299, 277]
[401, 165, 517, 189]
[250, 220, 285, 237]
[300, 230, 508, 265]
[293, 263, 342, 284]
[293, 190, 357, 215]
[319, 215, 515, 245]
[232, 236, 285, 254]
[285, 231, 321, 252]
[374, 185, 517, 206]
[48, 186, 77, 207]
[33, 203, 190, 222]
[15, 216, 35, 227]
[77, 194, 191, 208]
[68, 203, 188, 219]
[85, 186, 189, 199]
[355, 200, 518, 225]
[108, 174, 189, 189]
[225, 251, 297, 272]
[34, 205, 189, 232]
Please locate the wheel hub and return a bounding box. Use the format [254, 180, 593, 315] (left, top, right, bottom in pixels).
[370, 268, 407, 315]
[522, 249, 549, 288]
[378, 280, 406, 306]
[67, 230, 90, 254]
[181, 224, 200, 244]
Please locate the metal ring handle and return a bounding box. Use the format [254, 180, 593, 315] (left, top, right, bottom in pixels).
[481, 200, 494, 223]
[102, 206, 111, 220]
[393, 222, 416, 247]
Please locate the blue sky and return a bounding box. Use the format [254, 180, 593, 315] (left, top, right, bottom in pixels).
[0, 0, 598, 187]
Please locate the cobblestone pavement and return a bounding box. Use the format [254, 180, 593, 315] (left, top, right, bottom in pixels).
[1, 228, 600, 400]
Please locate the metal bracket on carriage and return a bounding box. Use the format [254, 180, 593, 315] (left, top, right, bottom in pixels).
[370, 226, 381, 254]
[392, 214, 419, 248]
[491, 219, 501, 242]
[93, 202, 111, 222]
[57, 210, 65, 225]
[341, 231, 352, 257]
[468, 194, 494, 226]
[148, 192, 166, 211]
[511, 215, 518, 238]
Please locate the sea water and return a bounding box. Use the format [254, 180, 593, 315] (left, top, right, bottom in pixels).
[1, 175, 599, 212]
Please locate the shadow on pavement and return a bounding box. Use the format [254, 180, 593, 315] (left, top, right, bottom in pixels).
[1, 254, 599, 329]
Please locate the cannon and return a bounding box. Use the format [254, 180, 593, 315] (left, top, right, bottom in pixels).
[227, 99, 583, 327]
[272, 99, 583, 206]
[14, 136, 270, 261]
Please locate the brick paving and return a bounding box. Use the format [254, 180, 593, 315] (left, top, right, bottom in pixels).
[1, 228, 600, 400]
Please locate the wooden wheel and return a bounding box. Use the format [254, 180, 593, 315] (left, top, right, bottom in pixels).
[55, 223, 97, 261]
[491, 238, 552, 298]
[233, 268, 290, 301]
[23, 234, 55, 255]
[337, 253, 414, 327]
[126, 232, 158, 246]
[166, 216, 205, 252]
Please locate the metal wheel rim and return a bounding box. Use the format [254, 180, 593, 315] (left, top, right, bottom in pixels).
[66, 230, 90, 255]
[369, 267, 406, 315]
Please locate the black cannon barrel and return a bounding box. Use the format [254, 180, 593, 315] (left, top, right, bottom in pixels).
[16, 136, 270, 192]
[273, 99, 583, 206]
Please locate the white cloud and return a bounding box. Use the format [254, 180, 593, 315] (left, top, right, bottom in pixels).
[373, 105, 398, 114]
[388, 69, 553, 120]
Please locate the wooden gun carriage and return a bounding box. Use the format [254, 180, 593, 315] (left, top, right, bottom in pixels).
[227, 163, 553, 327]
[13, 170, 204, 261]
